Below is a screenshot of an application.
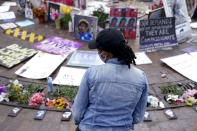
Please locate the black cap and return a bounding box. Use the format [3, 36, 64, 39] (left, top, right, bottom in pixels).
[88, 28, 125, 51]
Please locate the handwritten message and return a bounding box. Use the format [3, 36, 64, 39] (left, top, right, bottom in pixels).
[33, 36, 84, 55]
[0, 44, 37, 68]
[140, 17, 178, 52]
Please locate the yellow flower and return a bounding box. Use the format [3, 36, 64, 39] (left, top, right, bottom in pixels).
[13, 85, 19, 90]
[54, 98, 65, 109]
[61, 5, 72, 14]
[186, 97, 196, 106]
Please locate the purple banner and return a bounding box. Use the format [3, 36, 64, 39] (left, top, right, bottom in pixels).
[33, 36, 84, 55]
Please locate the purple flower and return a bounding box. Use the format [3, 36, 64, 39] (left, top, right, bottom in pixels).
[0, 86, 6, 95]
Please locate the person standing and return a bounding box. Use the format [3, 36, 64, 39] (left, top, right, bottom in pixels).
[72, 28, 148, 131]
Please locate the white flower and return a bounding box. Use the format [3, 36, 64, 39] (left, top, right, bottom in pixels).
[0, 93, 9, 102]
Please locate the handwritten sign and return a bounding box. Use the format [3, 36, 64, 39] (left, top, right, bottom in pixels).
[140, 17, 178, 52]
[53, 67, 86, 86]
[33, 36, 84, 55]
[0, 44, 37, 68]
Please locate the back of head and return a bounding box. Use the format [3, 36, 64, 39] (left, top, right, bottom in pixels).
[88, 28, 136, 68]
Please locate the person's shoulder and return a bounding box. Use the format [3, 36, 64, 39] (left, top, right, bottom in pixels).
[131, 65, 146, 76]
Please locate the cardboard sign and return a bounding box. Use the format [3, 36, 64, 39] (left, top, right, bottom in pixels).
[34, 110, 46, 120]
[4, 28, 45, 43]
[109, 7, 137, 39]
[33, 36, 84, 55]
[53, 66, 86, 86]
[74, 15, 97, 41]
[67, 50, 104, 67]
[140, 17, 178, 52]
[15, 52, 67, 79]
[0, 44, 37, 68]
[8, 107, 22, 117]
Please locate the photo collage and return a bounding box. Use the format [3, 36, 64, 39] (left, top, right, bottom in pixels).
[109, 7, 137, 39]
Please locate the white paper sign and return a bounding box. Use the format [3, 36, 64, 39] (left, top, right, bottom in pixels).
[0, 22, 17, 30]
[161, 53, 197, 82]
[2, 2, 17, 6]
[135, 52, 152, 65]
[0, 12, 15, 20]
[0, 6, 10, 13]
[15, 52, 67, 79]
[53, 67, 86, 86]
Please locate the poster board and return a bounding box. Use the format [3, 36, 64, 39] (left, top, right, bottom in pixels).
[135, 52, 152, 65]
[15, 52, 67, 79]
[74, 14, 97, 41]
[163, 0, 191, 42]
[109, 7, 137, 39]
[53, 66, 86, 86]
[67, 50, 104, 67]
[33, 36, 84, 55]
[0, 44, 37, 68]
[161, 53, 197, 82]
[139, 17, 178, 52]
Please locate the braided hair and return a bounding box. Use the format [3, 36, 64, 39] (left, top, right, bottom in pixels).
[109, 41, 136, 68]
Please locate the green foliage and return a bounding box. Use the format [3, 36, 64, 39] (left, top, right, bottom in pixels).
[92, 7, 108, 22]
[160, 82, 184, 96]
[52, 85, 78, 103]
[161, 84, 168, 94]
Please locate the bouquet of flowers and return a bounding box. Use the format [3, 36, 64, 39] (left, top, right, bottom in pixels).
[46, 97, 72, 110]
[60, 5, 72, 30]
[29, 93, 45, 107]
[33, 7, 45, 17]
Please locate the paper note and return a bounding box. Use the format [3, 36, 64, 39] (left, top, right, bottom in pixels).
[135, 52, 152, 65]
[53, 67, 86, 86]
[2, 2, 17, 6]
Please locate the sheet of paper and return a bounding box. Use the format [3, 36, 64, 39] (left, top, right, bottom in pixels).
[0, 12, 15, 20]
[161, 53, 197, 82]
[15, 52, 67, 79]
[0, 22, 17, 30]
[2, 2, 17, 6]
[15, 20, 34, 27]
[53, 67, 86, 86]
[0, 5, 10, 13]
[135, 52, 152, 65]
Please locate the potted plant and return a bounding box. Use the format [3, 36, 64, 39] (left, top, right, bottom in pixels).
[92, 6, 108, 29]
[33, 7, 46, 23]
